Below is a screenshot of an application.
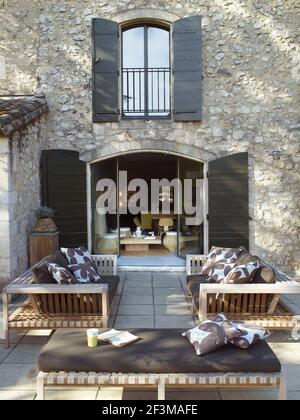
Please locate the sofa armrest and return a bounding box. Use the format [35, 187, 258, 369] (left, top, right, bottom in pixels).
[92, 254, 118, 276]
[199, 283, 300, 294]
[4, 283, 109, 295]
[186, 255, 207, 276]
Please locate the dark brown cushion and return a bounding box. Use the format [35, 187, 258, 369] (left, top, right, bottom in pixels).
[190, 277, 210, 310]
[38, 329, 281, 374]
[187, 275, 208, 292]
[253, 266, 276, 284]
[32, 263, 56, 285]
[102, 275, 120, 302]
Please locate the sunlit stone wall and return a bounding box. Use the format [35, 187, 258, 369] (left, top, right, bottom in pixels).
[0, 0, 299, 275]
[0, 118, 46, 285]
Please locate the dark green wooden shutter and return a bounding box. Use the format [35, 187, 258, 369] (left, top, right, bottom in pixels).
[41, 150, 87, 247]
[173, 16, 202, 122]
[208, 153, 249, 249]
[92, 18, 119, 122]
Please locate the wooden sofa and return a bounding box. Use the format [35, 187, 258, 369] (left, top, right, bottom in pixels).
[186, 254, 300, 330]
[2, 255, 120, 348]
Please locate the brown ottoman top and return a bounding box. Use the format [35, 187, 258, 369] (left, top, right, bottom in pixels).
[38, 329, 281, 374]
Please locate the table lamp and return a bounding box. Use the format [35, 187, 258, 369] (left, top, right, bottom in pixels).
[159, 218, 173, 232]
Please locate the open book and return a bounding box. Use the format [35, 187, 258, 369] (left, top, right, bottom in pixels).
[98, 329, 141, 348]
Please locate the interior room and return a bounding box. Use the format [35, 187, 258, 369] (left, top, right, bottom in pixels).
[91, 152, 204, 263]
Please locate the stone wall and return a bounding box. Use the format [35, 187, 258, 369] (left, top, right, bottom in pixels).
[8, 117, 47, 280]
[0, 117, 46, 284]
[0, 1, 299, 275]
[0, 0, 40, 94]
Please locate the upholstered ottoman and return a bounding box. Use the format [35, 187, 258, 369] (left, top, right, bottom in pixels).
[37, 328, 285, 400]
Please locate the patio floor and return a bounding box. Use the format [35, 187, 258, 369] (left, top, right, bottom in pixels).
[0, 272, 300, 400]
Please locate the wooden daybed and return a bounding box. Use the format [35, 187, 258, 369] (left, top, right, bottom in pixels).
[36, 329, 286, 400]
[2, 255, 120, 348]
[186, 254, 300, 330]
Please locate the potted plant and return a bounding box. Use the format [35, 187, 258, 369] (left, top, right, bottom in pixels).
[33, 206, 57, 233]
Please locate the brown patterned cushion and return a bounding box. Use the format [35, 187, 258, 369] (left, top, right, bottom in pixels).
[46, 262, 79, 285]
[61, 246, 99, 271]
[201, 246, 244, 276]
[222, 260, 260, 284]
[69, 260, 101, 283]
[234, 250, 258, 266]
[182, 313, 228, 356]
[207, 260, 236, 283]
[189, 277, 210, 310]
[253, 266, 276, 284]
[227, 323, 271, 349]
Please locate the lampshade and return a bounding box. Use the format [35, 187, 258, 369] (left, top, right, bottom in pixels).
[159, 218, 173, 227]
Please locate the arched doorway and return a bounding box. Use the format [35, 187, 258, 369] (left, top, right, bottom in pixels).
[89, 151, 206, 265]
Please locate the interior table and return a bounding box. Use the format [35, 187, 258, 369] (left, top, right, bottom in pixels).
[120, 236, 162, 252]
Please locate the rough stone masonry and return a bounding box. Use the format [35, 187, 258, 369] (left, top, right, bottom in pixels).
[0, 0, 299, 278]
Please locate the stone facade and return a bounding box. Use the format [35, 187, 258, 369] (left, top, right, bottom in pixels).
[0, 117, 46, 284]
[0, 0, 299, 276]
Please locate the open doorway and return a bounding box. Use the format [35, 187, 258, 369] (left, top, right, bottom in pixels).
[91, 152, 205, 264]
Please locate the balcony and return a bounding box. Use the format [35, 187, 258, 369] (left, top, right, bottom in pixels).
[122, 67, 171, 118]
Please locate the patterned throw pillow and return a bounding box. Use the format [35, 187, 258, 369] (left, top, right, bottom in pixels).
[61, 245, 94, 266]
[61, 246, 102, 279]
[46, 262, 79, 285]
[201, 246, 243, 276]
[207, 260, 236, 283]
[68, 261, 101, 283]
[222, 260, 260, 284]
[227, 323, 271, 349]
[182, 313, 228, 356]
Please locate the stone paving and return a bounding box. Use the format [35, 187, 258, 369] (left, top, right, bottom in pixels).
[0, 272, 300, 400]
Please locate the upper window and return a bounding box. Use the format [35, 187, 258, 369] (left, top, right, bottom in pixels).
[92, 16, 202, 123]
[122, 25, 170, 118]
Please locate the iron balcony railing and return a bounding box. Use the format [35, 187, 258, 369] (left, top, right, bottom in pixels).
[122, 67, 171, 117]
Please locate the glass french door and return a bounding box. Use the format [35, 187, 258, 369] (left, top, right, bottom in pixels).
[177, 157, 204, 257]
[91, 158, 119, 255]
[91, 154, 204, 257]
